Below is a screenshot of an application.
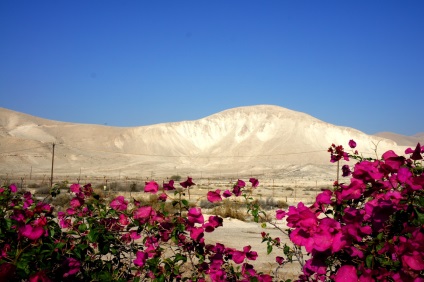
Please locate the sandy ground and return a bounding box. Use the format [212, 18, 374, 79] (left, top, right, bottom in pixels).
[203, 217, 304, 280]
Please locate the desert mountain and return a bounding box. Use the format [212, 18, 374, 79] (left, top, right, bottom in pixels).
[0, 105, 411, 181]
[373, 132, 423, 147]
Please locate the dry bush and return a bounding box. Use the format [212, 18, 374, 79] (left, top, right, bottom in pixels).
[27, 183, 41, 188]
[34, 186, 51, 195]
[212, 200, 247, 221]
[50, 194, 72, 212]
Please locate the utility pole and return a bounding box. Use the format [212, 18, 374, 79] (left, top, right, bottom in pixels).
[50, 143, 55, 188]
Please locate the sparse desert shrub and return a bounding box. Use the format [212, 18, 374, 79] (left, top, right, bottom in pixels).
[54, 180, 69, 190]
[212, 199, 247, 221]
[49, 193, 71, 211]
[170, 174, 182, 181]
[199, 199, 220, 209]
[108, 181, 121, 191]
[33, 186, 50, 195]
[27, 183, 40, 188]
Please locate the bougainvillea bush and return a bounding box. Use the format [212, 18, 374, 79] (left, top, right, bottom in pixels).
[0, 176, 270, 281]
[205, 141, 424, 282]
[273, 141, 424, 281]
[1, 140, 423, 282]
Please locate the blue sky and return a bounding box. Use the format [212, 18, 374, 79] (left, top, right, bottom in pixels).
[1, 1, 423, 136]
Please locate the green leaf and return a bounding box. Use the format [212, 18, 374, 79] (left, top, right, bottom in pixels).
[174, 253, 187, 263]
[365, 255, 373, 268]
[97, 271, 112, 280]
[78, 223, 87, 233]
[267, 244, 273, 255]
[181, 199, 189, 207]
[87, 230, 99, 242]
[414, 207, 424, 224]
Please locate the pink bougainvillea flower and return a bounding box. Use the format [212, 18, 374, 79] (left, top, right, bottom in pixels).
[189, 226, 204, 241]
[249, 178, 259, 188]
[276, 209, 286, 220]
[364, 198, 398, 232]
[69, 183, 81, 193]
[62, 258, 80, 277]
[144, 181, 159, 194]
[66, 208, 76, 215]
[133, 206, 155, 222]
[315, 189, 332, 207]
[381, 150, 405, 173]
[286, 202, 318, 229]
[34, 202, 53, 214]
[134, 251, 148, 267]
[23, 192, 34, 209]
[232, 185, 242, 197]
[410, 143, 423, 160]
[110, 196, 128, 211]
[207, 215, 223, 228]
[328, 144, 349, 163]
[119, 213, 129, 225]
[29, 270, 52, 282]
[313, 218, 346, 253]
[334, 265, 358, 282]
[203, 222, 215, 232]
[1, 244, 11, 260]
[187, 207, 204, 225]
[397, 167, 413, 185]
[158, 193, 167, 201]
[222, 189, 232, 198]
[341, 165, 351, 177]
[348, 139, 357, 149]
[129, 230, 141, 240]
[236, 179, 246, 188]
[163, 179, 175, 190]
[58, 212, 71, 228]
[204, 215, 223, 232]
[276, 256, 284, 265]
[9, 184, 17, 193]
[337, 178, 366, 202]
[243, 245, 258, 260]
[70, 197, 83, 208]
[34, 216, 47, 227]
[19, 224, 44, 240]
[180, 177, 195, 188]
[207, 189, 222, 203]
[352, 160, 384, 182]
[231, 250, 246, 264]
[11, 209, 26, 222]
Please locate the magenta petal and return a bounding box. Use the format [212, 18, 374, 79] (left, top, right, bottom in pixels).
[334, 265, 358, 282]
[348, 139, 357, 148]
[70, 184, 81, 193]
[207, 190, 222, 203]
[144, 181, 159, 194]
[231, 250, 245, 264]
[19, 225, 44, 240]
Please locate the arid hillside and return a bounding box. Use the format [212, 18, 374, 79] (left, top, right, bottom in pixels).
[0, 105, 414, 182]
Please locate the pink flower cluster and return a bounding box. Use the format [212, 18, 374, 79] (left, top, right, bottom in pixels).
[276, 141, 424, 281]
[0, 176, 273, 281]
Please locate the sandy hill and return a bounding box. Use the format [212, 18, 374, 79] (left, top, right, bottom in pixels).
[373, 132, 423, 147]
[0, 105, 409, 181]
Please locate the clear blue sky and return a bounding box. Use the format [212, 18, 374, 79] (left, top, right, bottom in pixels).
[1, 1, 423, 135]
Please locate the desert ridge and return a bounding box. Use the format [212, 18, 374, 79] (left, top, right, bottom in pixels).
[0, 105, 418, 180]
